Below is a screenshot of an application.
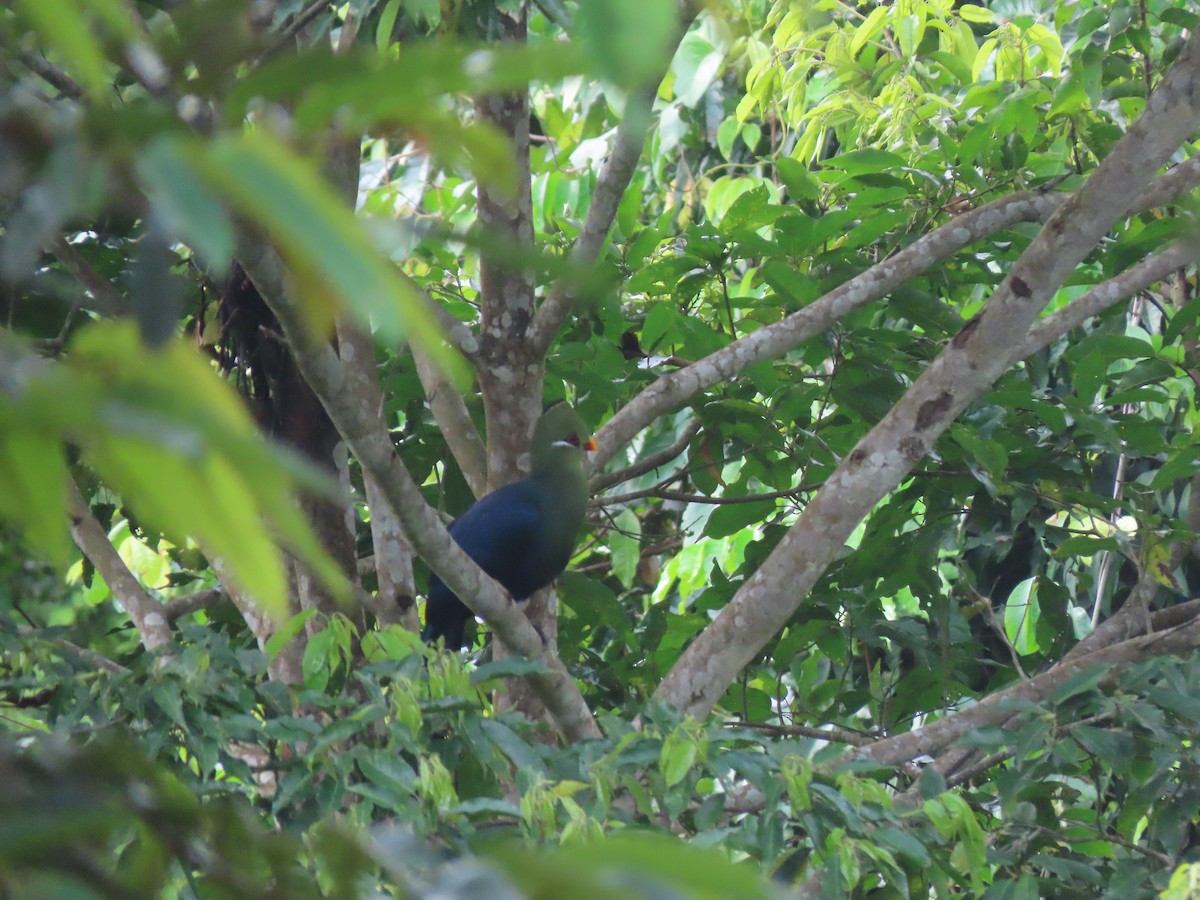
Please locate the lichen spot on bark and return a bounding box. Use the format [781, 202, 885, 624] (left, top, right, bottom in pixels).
[952, 314, 981, 348]
[915, 391, 953, 431]
[899, 436, 926, 461]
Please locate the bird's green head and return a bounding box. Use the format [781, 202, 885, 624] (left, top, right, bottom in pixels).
[530, 403, 597, 474]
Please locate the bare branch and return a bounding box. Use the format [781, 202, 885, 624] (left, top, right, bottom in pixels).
[530, 82, 659, 352]
[591, 418, 701, 492]
[336, 321, 419, 629]
[594, 156, 1200, 471]
[51, 638, 128, 675]
[67, 479, 173, 652]
[595, 480, 810, 508]
[727, 719, 874, 747]
[14, 51, 85, 99]
[163, 588, 227, 622]
[50, 238, 130, 317]
[845, 610, 1200, 772]
[1017, 240, 1195, 359]
[236, 231, 601, 741]
[530, 6, 700, 353]
[414, 345, 488, 496]
[653, 29, 1200, 719]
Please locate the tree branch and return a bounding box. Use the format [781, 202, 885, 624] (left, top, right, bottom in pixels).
[530, 82, 660, 353]
[163, 587, 227, 622]
[1017, 240, 1195, 359]
[236, 232, 601, 741]
[591, 418, 701, 492]
[414, 344, 488, 496]
[653, 29, 1200, 719]
[67, 479, 173, 652]
[50, 238, 130, 317]
[844, 609, 1200, 771]
[336, 321, 418, 629]
[593, 156, 1200, 471]
[15, 50, 85, 99]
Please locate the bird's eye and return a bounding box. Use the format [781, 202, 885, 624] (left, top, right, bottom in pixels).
[564, 433, 580, 447]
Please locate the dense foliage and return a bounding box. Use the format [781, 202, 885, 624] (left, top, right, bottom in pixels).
[4, 0, 1200, 896]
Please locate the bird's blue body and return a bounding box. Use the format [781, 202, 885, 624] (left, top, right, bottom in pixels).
[422, 479, 574, 648]
[421, 403, 593, 650]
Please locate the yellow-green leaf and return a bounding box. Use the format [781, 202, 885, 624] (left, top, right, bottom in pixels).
[195, 132, 466, 383]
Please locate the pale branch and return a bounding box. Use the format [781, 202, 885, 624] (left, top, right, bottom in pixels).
[921, 572, 1158, 790]
[66, 479, 173, 652]
[15, 50, 85, 99]
[593, 157, 1200, 472]
[259, 0, 331, 62]
[921, 542, 1200, 796]
[208, 553, 305, 685]
[729, 598, 1200, 820]
[413, 344, 488, 497]
[727, 719, 874, 747]
[594, 481, 811, 508]
[417, 286, 485, 362]
[1016, 240, 1195, 363]
[337, 320, 417, 628]
[593, 189, 1060, 468]
[236, 233, 602, 741]
[590, 418, 701, 492]
[845, 610, 1200, 771]
[361, 469, 418, 630]
[653, 29, 1200, 720]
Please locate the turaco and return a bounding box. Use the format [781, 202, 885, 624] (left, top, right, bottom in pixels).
[422, 402, 597, 649]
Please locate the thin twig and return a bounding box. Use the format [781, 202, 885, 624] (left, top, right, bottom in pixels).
[15, 51, 85, 99]
[591, 419, 702, 491]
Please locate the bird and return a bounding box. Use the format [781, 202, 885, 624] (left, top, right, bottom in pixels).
[422, 403, 597, 649]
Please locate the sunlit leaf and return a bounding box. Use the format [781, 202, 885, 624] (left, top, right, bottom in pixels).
[194, 132, 465, 383]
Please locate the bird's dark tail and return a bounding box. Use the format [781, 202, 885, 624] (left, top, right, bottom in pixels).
[421, 584, 469, 650]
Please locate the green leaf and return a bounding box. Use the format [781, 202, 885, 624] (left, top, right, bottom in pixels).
[704, 499, 773, 539]
[0, 431, 70, 565]
[1002, 577, 1040, 655]
[194, 132, 466, 383]
[821, 148, 907, 176]
[480, 718, 545, 773]
[776, 158, 819, 202]
[577, 0, 679, 90]
[660, 727, 699, 788]
[958, 4, 995, 24]
[470, 657, 550, 685]
[671, 32, 723, 108]
[136, 137, 233, 275]
[610, 508, 641, 590]
[264, 609, 319, 659]
[17, 0, 110, 99]
[375, 0, 402, 50]
[851, 6, 890, 58]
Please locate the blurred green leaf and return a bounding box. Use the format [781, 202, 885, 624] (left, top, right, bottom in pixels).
[576, 0, 679, 89]
[194, 132, 466, 384]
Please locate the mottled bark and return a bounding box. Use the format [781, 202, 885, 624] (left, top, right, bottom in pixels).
[654, 27, 1200, 719]
[67, 479, 173, 653]
[236, 230, 602, 740]
[593, 157, 1200, 472]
